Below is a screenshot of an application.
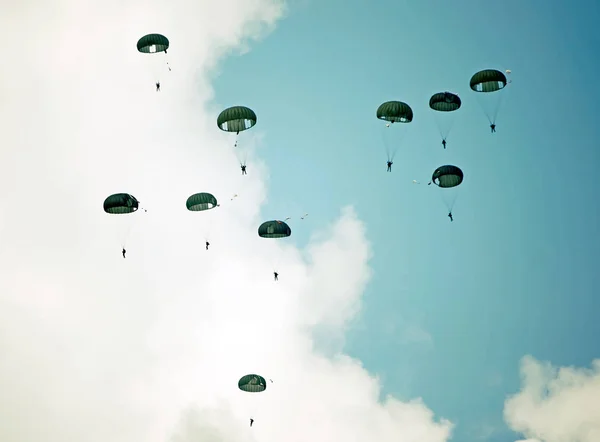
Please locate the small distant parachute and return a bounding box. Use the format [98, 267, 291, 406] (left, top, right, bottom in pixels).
[258, 220, 291, 238]
[431, 165, 463, 188]
[103, 193, 143, 248]
[217, 106, 257, 133]
[137, 34, 169, 54]
[413, 180, 420, 184]
[430, 165, 464, 218]
[186, 192, 218, 211]
[186, 193, 219, 243]
[231, 194, 239, 201]
[103, 193, 139, 214]
[238, 374, 267, 393]
[259, 220, 291, 271]
[429, 92, 461, 113]
[137, 33, 171, 85]
[470, 69, 508, 127]
[218, 106, 257, 168]
[505, 69, 512, 74]
[377, 101, 413, 123]
[429, 92, 461, 147]
[376, 101, 413, 163]
[300, 213, 309, 220]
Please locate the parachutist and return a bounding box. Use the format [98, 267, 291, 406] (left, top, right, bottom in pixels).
[387, 161, 393, 172]
[490, 123, 496, 133]
[206, 241, 210, 250]
[156, 82, 160, 92]
[122, 248, 126, 258]
[442, 139, 447, 149]
[274, 271, 278, 281]
[241, 164, 247, 175]
[250, 418, 254, 427]
[448, 212, 453, 222]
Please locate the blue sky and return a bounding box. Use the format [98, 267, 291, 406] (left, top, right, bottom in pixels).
[212, 0, 600, 440]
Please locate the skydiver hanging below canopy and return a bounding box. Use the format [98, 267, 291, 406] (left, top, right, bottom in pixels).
[387, 161, 393, 172]
[442, 139, 447, 149]
[250, 418, 254, 427]
[274, 271, 278, 281]
[122, 248, 126, 258]
[137, 33, 170, 90]
[490, 123, 496, 133]
[241, 164, 247, 175]
[448, 212, 453, 222]
[206, 241, 210, 250]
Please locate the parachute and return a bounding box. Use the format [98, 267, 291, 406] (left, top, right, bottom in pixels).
[258, 220, 291, 238]
[186, 192, 218, 211]
[238, 374, 267, 392]
[217, 106, 257, 168]
[103, 193, 142, 248]
[469, 69, 508, 127]
[430, 165, 464, 217]
[186, 193, 219, 243]
[136, 34, 169, 53]
[238, 374, 268, 425]
[429, 92, 461, 147]
[137, 33, 170, 86]
[431, 165, 464, 188]
[103, 193, 139, 214]
[258, 220, 291, 273]
[376, 101, 413, 163]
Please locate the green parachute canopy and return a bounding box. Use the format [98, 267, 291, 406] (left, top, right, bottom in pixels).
[470, 69, 507, 93]
[376, 101, 413, 123]
[238, 374, 267, 392]
[103, 193, 139, 214]
[429, 92, 461, 112]
[217, 106, 257, 133]
[186, 193, 218, 211]
[432, 165, 464, 188]
[137, 34, 169, 53]
[258, 220, 291, 238]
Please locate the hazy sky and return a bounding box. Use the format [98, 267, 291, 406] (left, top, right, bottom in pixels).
[0, 0, 599, 441]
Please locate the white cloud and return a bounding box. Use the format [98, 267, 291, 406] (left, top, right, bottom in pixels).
[504, 355, 600, 442]
[0, 1, 453, 441]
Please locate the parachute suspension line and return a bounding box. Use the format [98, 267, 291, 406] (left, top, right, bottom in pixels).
[441, 188, 460, 214]
[165, 52, 171, 72]
[491, 89, 506, 124]
[380, 125, 391, 162]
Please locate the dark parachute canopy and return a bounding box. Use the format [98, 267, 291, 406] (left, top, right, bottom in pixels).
[376, 101, 413, 123]
[103, 193, 139, 214]
[258, 220, 291, 238]
[470, 69, 507, 93]
[431, 165, 464, 188]
[238, 374, 267, 392]
[217, 106, 257, 133]
[186, 193, 218, 211]
[429, 92, 461, 112]
[137, 34, 169, 53]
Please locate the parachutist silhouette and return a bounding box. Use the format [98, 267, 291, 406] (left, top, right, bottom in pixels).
[250, 418, 254, 427]
[206, 241, 210, 250]
[122, 248, 126, 258]
[274, 271, 278, 281]
[490, 123, 496, 133]
[442, 139, 447, 149]
[156, 82, 160, 91]
[241, 164, 247, 175]
[448, 212, 453, 222]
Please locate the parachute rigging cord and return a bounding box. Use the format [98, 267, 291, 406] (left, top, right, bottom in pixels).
[376, 100, 413, 163]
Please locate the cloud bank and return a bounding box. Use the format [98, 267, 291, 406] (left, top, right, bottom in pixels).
[505, 356, 600, 442]
[0, 1, 455, 442]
